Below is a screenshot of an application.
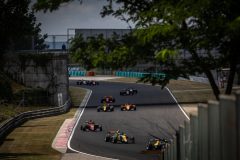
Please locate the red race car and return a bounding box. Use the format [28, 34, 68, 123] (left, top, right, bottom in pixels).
[80, 120, 102, 131]
[121, 103, 136, 111]
[101, 96, 115, 103]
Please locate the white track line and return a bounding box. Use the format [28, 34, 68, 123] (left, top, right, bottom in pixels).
[104, 80, 190, 120]
[67, 89, 118, 160]
[165, 87, 190, 120]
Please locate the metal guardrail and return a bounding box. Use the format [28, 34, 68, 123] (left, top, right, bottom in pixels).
[0, 99, 71, 141]
[162, 90, 240, 160]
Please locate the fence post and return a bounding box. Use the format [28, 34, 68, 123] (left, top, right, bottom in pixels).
[236, 91, 240, 160]
[208, 100, 220, 160]
[184, 121, 190, 160]
[179, 125, 185, 160]
[173, 135, 177, 160]
[190, 113, 198, 160]
[219, 95, 237, 160]
[164, 144, 170, 160]
[198, 103, 208, 160]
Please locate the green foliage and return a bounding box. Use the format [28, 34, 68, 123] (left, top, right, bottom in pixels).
[33, 0, 240, 98]
[69, 33, 147, 70]
[0, 0, 47, 54]
[101, 0, 240, 98]
[33, 0, 77, 12]
[155, 49, 177, 62]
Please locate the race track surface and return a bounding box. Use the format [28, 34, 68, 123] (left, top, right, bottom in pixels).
[68, 80, 187, 160]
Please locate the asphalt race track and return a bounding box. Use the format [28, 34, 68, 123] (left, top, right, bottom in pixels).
[68, 80, 188, 160]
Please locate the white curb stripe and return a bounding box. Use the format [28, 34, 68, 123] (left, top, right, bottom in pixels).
[67, 89, 118, 160]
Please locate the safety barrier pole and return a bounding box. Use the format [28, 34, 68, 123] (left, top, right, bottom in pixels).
[179, 125, 185, 160]
[198, 104, 208, 160]
[219, 95, 237, 160]
[184, 120, 191, 160]
[236, 91, 240, 160]
[170, 139, 174, 160]
[190, 113, 198, 160]
[173, 135, 177, 160]
[208, 100, 220, 160]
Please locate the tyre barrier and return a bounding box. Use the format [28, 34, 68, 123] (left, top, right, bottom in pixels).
[68, 71, 86, 77]
[115, 71, 166, 79]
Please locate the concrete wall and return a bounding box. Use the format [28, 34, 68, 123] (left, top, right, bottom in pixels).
[4, 52, 69, 106]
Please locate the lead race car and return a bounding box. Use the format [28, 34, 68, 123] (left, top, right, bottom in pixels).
[80, 120, 102, 131]
[105, 130, 135, 144]
[120, 88, 138, 96]
[120, 103, 136, 111]
[76, 80, 99, 85]
[97, 103, 114, 112]
[100, 96, 115, 103]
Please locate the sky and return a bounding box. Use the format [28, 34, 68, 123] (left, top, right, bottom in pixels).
[35, 0, 133, 35]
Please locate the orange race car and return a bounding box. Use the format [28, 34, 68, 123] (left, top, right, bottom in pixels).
[120, 103, 136, 111]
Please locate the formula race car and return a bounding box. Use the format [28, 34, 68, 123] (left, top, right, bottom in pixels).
[97, 103, 114, 112]
[120, 103, 136, 111]
[120, 88, 138, 96]
[80, 120, 102, 131]
[105, 130, 135, 144]
[100, 96, 115, 103]
[76, 80, 99, 85]
[88, 80, 99, 85]
[146, 138, 169, 151]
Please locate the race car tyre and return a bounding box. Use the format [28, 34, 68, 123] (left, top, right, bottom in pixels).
[100, 126, 102, 131]
[97, 109, 100, 112]
[134, 107, 136, 110]
[80, 126, 83, 130]
[83, 127, 86, 131]
[121, 108, 123, 111]
[105, 136, 110, 142]
[113, 138, 117, 143]
[146, 145, 153, 150]
[131, 137, 135, 144]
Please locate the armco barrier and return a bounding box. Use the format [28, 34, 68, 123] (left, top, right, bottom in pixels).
[0, 99, 71, 141]
[163, 90, 240, 160]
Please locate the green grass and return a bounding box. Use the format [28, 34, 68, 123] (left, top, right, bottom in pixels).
[107, 77, 215, 103]
[0, 87, 87, 160]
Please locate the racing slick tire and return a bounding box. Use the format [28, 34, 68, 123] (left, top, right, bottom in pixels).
[131, 137, 135, 144]
[105, 136, 110, 142]
[112, 138, 117, 143]
[99, 126, 102, 131]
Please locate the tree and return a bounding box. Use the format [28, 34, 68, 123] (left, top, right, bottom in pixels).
[70, 32, 152, 71]
[100, 0, 240, 100]
[0, 0, 47, 56]
[33, 0, 240, 99]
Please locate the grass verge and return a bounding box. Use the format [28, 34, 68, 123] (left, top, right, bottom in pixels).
[0, 86, 87, 160]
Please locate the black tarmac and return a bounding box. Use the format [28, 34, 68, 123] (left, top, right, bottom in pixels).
[68, 81, 187, 160]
